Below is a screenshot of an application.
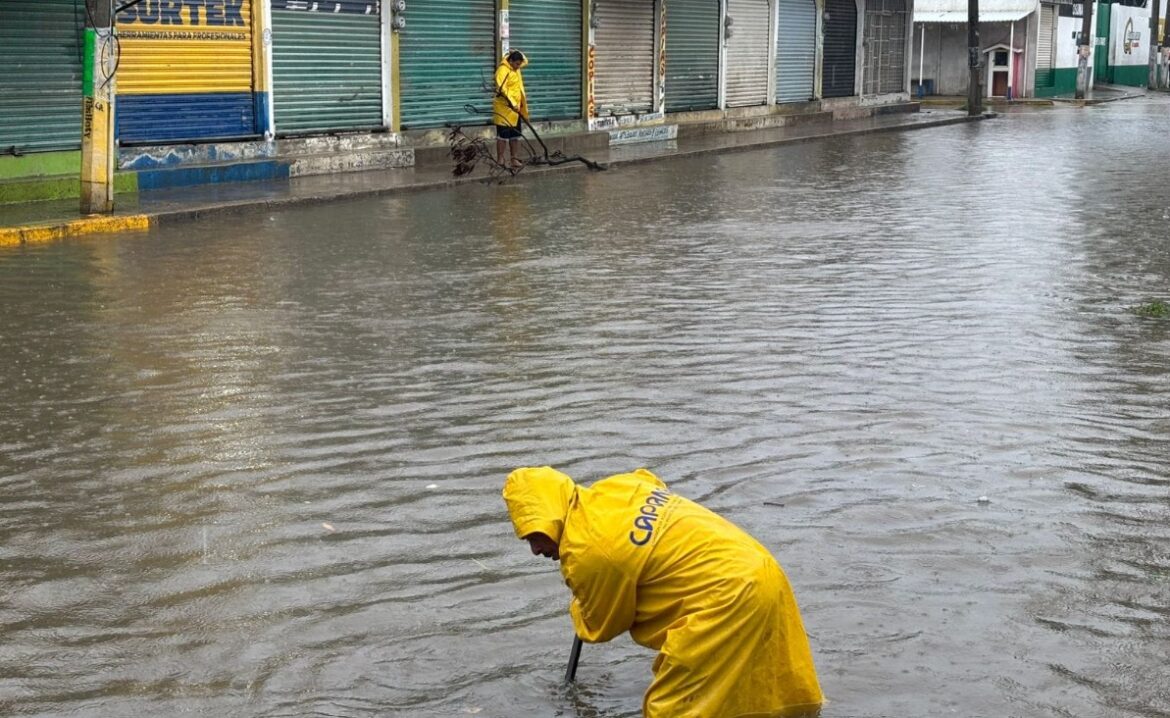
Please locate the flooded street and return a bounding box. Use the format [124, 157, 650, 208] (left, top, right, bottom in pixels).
[2, 97, 1169, 718]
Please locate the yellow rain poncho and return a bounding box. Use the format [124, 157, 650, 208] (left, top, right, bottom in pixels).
[503, 467, 823, 718]
[492, 51, 529, 128]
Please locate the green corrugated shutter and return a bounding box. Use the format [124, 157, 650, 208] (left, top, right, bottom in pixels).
[399, 0, 497, 129]
[665, 0, 719, 112]
[509, 0, 582, 121]
[271, 1, 385, 134]
[0, 0, 84, 153]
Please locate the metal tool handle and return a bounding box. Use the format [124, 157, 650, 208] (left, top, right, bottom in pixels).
[564, 635, 583, 683]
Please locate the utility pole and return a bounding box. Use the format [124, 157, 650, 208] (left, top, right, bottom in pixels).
[1149, 0, 1162, 89]
[1075, 0, 1095, 99]
[967, 0, 982, 115]
[81, 0, 116, 214]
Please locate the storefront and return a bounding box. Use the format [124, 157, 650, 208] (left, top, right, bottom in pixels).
[594, 0, 657, 115]
[116, 0, 259, 143]
[823, 0, 858, 97]
[775, 0, 817, 103]
[398, 0, 497, 129]
[665, 0, 720, 111]
[508, 0, 584, 120]
[0, 0, 84, 153]
[270, 0, 385, 134]
[862, 0, 909, 95]
[723, 0, 772, 106]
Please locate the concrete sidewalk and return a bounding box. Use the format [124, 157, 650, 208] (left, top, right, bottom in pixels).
[0, 108, 987, 247]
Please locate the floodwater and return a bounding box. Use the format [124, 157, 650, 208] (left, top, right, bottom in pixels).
[3, 97, 1169, 718]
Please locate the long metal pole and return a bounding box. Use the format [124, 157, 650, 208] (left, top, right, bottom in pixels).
[1076, 0, 1095, 99]
[564, 635, 583, 683]
[967, 0, 982, 115]
[1150, 0, 1163, 89]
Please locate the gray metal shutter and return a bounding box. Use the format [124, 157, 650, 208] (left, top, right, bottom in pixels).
[665, 0, 719, 111]
[272, 1, 385, 134]
[510, 0, 583, 120]
[399, 0, 497, 129]
[1035, 4, 1056, 86]
[724, 0, 770, 106]
[594, 0, 655, 115]
[863, 0, 906, 94]
[775, 0, 815, 102]
[0, 0, 83, 153]
[823, 0, 856, 97]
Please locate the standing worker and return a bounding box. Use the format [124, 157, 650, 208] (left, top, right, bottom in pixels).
[493, 49, 529, 171]
[502, 466, 824, 718]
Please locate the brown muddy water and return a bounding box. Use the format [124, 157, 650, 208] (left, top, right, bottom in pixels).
[2, 98, 1169, 718]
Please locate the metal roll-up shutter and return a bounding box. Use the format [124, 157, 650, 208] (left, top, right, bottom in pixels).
[724, 0, 770, 106]
[594, 0, 655, 115]
[775, 0, 816, 102]
[665, 0, 719, 112]
[1035, 4, 1056, 87]
[0, 0, 84, 153]
[509, 0, 582, 120]
[116, 0, 257, 143]
[399, 0, 497, 129]
[823, 0, 857, 97]
[271, 1, 384, 134]
[863, 0, 906, 94]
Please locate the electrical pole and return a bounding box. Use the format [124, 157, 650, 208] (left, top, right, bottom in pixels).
[1075, 0, 1095, 99]
[81, 0, 116, 214]
[968, 0, 982, 115]
[1149, 0, 1162, 89]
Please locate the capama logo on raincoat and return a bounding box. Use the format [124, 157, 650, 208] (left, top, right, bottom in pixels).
[629, 487, 672, 546]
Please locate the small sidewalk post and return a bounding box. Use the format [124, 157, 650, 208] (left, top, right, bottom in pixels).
[81, 0, 116, 215]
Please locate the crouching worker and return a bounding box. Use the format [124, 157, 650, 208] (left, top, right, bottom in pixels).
[502, 466, 824, 718]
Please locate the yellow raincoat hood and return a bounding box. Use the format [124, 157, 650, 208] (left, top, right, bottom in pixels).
[502, 466, 576, 542]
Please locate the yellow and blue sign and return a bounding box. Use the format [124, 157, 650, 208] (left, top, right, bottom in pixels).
[116, 0, 263, 142]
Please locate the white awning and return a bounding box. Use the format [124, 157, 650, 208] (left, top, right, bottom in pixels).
[913, 0, 1037, 23]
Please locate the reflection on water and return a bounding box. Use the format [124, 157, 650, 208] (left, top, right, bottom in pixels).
[2, 97, 1169, 718]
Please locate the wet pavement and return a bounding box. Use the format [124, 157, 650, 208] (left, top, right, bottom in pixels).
[2, 96, 1169, 718]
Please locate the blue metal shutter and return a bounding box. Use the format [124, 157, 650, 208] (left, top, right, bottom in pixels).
[0, 0, 84, 153]
[594, 0, 655, 115]
[509, 0, 583, 120]
[725, 0, 771, 106]
[776, 0, 815, 102]
[823, 0, 856, 97]
[665, 0, 719, 111]
[272, 1, 385, 134]
[398, 0, 497, 129]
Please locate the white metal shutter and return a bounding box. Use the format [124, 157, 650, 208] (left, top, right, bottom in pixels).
[1038, 4, 1055, 69]
[775, 0, 816, 102]
[594, 0, 656, 115]
[724, 0, 771, 106]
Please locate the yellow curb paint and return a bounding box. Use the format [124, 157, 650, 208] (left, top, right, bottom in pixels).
[0, 214, 152, 247]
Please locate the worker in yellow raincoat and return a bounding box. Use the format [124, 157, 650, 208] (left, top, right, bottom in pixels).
[493, 49, 529, 171]
[503, 466, 824, 718]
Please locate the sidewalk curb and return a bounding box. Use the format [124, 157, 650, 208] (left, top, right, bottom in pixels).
[1, 114, 988, 246]
[0, 213, 153, 247]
